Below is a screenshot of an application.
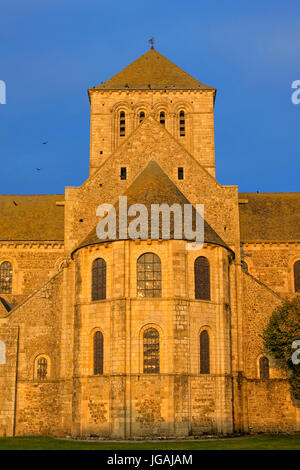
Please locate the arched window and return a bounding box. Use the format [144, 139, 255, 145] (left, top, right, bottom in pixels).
[92, 258, 106, 301]
[120, 111, 125, 137]
[0, 340, 6, 365]
[159, 111, 165, 126]
[93, 331, 104, 375]
[0, 261, 12, 294]
[143, 327, 159, 373]
[179, 110, 185, 136]
[139, 111, 145, 123]
[194, 256, 210, 300]
[137, 253, 161, 298]
[37, 357, 48, 380]
[200, 330, 210, 374]
[294, 260, 300, 292]
[259, 356, 269, 379]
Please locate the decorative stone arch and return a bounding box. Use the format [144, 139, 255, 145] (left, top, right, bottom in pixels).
[171, 101, 193, 151]
[34, 353, 51, 381]
[89, 327, 106, 375]
[111, 101, 131, 149]
[133, 102, 151, 127]
[139, 323, 164, 374]
[198, 325, 214, 374]
[0, 258, 16, 294]
[0, 340, 6, 364]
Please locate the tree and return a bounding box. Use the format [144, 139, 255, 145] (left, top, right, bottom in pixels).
[262, 297, 300, 401]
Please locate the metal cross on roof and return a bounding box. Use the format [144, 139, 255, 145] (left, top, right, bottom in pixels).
[148, 37, 155, 49]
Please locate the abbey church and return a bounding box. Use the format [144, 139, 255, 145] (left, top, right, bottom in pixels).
[0, 48, 299, 437]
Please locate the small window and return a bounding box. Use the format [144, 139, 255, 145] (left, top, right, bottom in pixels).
[159, 111, 165, 126]
[200, 330, 210, 374]
[294, 260, 300, 292]
[137, 253, 162, 298]
[94, 331, 104, 375]
[0, 340, 6, 365]
[0, 261, 12, 294]
[120, 167, 127, 180]
[241, 261, 248, 272]
[259, 356, 269, 379]
[143, 327, 159, 374]
[178, 167, 184, 180]
[139, 111, 145, 123]
[37, 357, 48, 380]
[179, 110, 185, 136]
[92, 258, 106, 301]
[194, 256, 210, 300]
[120, 111, 125, 137]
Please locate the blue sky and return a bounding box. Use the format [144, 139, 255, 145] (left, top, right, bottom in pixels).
[0, 0, 299, 194]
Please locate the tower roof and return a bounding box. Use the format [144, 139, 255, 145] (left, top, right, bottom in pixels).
[92, 49, 215, 91]
[72, 161, 230, 255]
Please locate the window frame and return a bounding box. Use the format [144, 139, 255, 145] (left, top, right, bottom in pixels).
[92, 257, 107, 301]
[137, 253, 162, 298]
[194, 256, 211, 301]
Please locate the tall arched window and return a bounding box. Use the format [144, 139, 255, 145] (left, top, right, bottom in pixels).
[37, 357, 48, 380]
[194, 257, 210, 300]
[143, 327, 159, 373]
[179, 110, 185, 136]
[159, 111, 165, 126]
[137, 253, 161, 298]
[120, 111, 125, 136]
[200, 330, 210, 374]
[0, 340, 6, 365]
[0, 261, 12, 294]
[294, 260, 300, 292]
[92, 258, 106, 301]
[94, 331, 104, 375]
[139, 111, 145, 123]
[259, 356, 269, 379]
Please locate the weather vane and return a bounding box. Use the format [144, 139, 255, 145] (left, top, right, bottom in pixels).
[148, 37, 155, 49]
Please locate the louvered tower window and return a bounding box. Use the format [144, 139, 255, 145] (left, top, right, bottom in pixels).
[94, 331, 104, 375]
[0, 261, 12, 293]
[179, 110, 185, 136]
[294, 260, 300, 292]
[37, 357, 48, 380]
[120, 111, 125, 136]
[139, 111, 145, 123]
[137, 253, 161, 298]
[194, 256, 210, 300]
[259, 356, 269, 379]
[92, 258, 106, 301]
[200, 330, 210, 374]
[159, 111, 165, 126]
[143, 327, 159, 374]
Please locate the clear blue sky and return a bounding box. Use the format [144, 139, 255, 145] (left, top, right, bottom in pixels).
[1, 0, 299, 194]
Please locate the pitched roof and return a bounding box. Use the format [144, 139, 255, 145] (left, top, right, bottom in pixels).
[239, 193, 300, 242]
[73, 161, 230, 254]
[93, 49, 215, 91]
[0, 195, 65, 241]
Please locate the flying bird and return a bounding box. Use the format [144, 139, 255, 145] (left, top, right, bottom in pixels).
[42, 141, 48, 145]
[36, 168, 41, 171]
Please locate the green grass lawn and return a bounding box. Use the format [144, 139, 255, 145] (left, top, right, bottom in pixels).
[0, 435, 299, 450]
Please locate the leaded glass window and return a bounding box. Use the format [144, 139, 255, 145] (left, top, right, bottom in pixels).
[0, 261, 12, 294]
[137, 253, 161, 298]
[143, 327, 159, 374]
[92, 258, 106, 301]
[259, 356, 269, 379]
[94, 331, 104, 375]
[200, 330, 210, 374]
[194, 256, 210, 300]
